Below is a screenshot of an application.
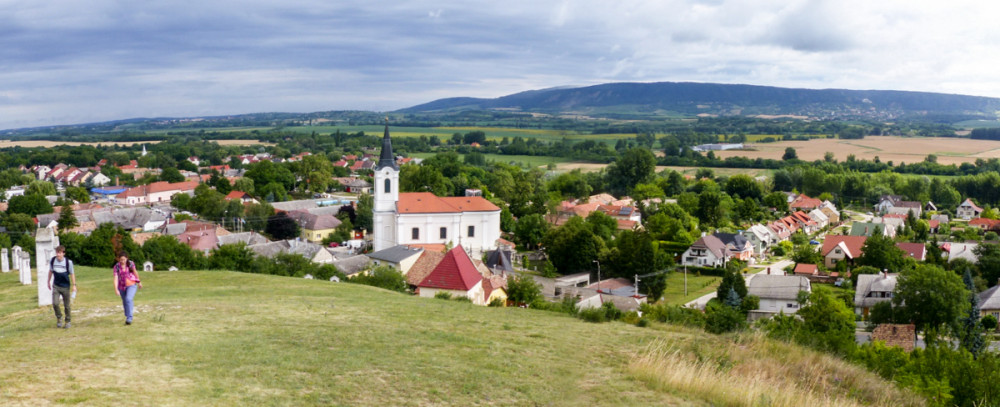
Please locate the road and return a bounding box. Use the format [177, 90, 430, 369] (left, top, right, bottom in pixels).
[684, 259, 794, 309]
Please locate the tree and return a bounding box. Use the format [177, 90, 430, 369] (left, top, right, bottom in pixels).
[244, 202, 274, 232]
[716, 267, 748, 301]
[209, 243, 256, 272]
[893, 264, 968, 343]
[763, 191, 789, 212]
[604, 230, 671, 284]
[57, 207, 78, 232]
[265, 212, 301, 240]
[232, 177, 255, 194]
[606, 148, 656, 196]
[209, 171, 232, 195]
[142, 235, 205, 270]
[65, 187, 90, 203]
[543, 216, 605, 275]
[26, 180, 56, 196]
[7, 194, 54, 217]
[957, 268, 987, 358]
[351, 265, 408, 293]
[725, 174, 763, 200]
[857, 231, 906, 272]
[782, 147, 798, 160]
[796, 286, 856, 354]
[400, 164, 453, 195]
[506, 273, 542, 306]
[974, 243, 1000, 288]
[696, 190, 726, 226]
[160, 167, 185, 183]
[354, 193, 373, 233]
[514, 213, 549, 250]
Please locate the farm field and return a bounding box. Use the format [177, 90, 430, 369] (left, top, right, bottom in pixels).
[286, 125, 643, 144]
[714, 136, 1000, 165]
[410, 152, 571, 168]
[0, 139, 161, 148]
[0, 267, 921, 406]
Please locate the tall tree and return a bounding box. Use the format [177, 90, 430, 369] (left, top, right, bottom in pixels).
[957, 268, 987, 358]
[606, 148, 656, 196]
[265, 212, 300, 241]
[514, 213, 549, 250]
[543, 216, 606, 275]
[856, 231, 906, 272]
[893, 264, 968, 343]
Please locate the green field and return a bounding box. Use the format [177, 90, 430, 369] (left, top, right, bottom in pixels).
[0, 267, 920, 406]
[659, 272, 722, 306]
[410, 152, 570, 168]
[284, 125, 643, 144]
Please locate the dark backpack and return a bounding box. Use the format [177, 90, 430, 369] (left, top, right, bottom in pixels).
[50, 256, 72, 272]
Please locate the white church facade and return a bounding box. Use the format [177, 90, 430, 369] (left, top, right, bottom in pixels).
[372, 124, 501, 255]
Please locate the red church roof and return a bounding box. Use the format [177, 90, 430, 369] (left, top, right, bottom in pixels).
[419, 246, 483, 291]
[397, 192, 500, 214]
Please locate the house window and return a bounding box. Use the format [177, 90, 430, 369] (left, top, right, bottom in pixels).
[440, 227, 447, 239]
[411, 228, 419, 240]
[384, 179, 391, 193]
[468, 226, 475, 237]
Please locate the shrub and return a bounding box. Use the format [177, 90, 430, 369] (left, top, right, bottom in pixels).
[434, 291, 452, 300]
[640, 303, 706, 328]
[351, 265, 408, 293]
[578, 307, 607, 323]
[704, 302, 747, 334]
[982, 314, 998, 332]
[488, 298, 505, 307]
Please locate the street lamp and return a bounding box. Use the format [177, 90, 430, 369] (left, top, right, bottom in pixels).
[593, 260, 601, 293]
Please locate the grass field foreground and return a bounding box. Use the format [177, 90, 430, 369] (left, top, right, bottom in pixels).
[0, 267, 921, 406]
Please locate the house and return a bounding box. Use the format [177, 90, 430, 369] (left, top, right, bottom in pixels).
[714, 233, 754, 261]
[874, 195, 903, 213]
[978, 284, 1000, 325]
[930, 214, 949, 224]
[482, 275, 508, 306]
[404, 250, 448, 288]
[793, 263, 819, 276]
[854, 272, 898, 316]
[372, 125, 501, 255]
[118, 181, 199, 205]
[819, 201, 840, 224]
[925, 201, 938, 212]
[247, 239, 337, 265]
[969, 217, 1000, 232]
[216, 231, 270, 246]
[850, 222, 895, 238]
[896, 242, 926, 261]
[790, 211, 818, 234]
[747, 275, 811, 316]
[928, 220, 941, 234]
[484, 248, 514, 274]
[333, 177, 372, 194]
[742, 224, 775, 256]
[285, 209, 342, 243]
[808, 209, 829, 229]
[416, 246, 485, 305]
[789, 194, 822, 211]
[91, 207, 167, 232]
[767, 221, 792, 242]
[224, 190, 257, 204]
[367, 245, 425, 274]
[576, 293, 646, 313]
[820, 235, 867, 269]
[957, 199, 984, 220]
[886, 201, 922, 218]
[681, 235, 728, 267]
[940, 242, 979, 264]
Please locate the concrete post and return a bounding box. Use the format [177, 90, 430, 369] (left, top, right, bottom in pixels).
[1, 248, 8, 273]
[20, 254, 31, 285]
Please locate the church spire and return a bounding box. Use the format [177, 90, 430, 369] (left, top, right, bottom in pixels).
[377, 117, 398, 171]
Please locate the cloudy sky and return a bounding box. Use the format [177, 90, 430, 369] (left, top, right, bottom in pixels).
[2, 0, 999, 130]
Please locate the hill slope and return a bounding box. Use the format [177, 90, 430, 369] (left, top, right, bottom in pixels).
[400, 81, 1000, 120]
[0, 268, 921, 406]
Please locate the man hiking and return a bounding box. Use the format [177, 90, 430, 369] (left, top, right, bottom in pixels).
[47, 245, 76, 329]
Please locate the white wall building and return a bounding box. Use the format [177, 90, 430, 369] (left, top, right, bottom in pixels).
[372, 124, 501, 255]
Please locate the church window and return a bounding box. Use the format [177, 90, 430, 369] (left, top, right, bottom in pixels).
[411, 228, 419, 240]
[468, 226, 475, 237]
[384, 179, 391, 193]
[440, 227, 447, 239]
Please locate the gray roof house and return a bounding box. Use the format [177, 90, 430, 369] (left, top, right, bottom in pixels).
[91, 208, 167, 231]
[217, 232, 271, 246]
[854, 273, 898, 316]
[747, 275, 811, 317]
[367, 245, 424, 274]
[248, 239, 336, 264]
[681, 235, 728, 268]
[332, 254, 372, 277]
[485, 249, 514, 274]
[979, 284, 1000, 322]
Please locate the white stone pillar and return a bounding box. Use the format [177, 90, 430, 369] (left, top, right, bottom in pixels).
[12, 246, 22, 271]
[1, 248, 8, 273]
[37, 248, 53, 307]
[20, 254, 31, 285]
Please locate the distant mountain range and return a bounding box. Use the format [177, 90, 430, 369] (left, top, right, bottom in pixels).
[399, 82, 1000, 121]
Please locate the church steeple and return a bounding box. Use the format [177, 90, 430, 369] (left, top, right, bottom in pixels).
[377, 118, 398, 171]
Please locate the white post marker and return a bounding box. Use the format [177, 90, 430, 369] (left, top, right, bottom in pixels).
[1, 248, 8, 273]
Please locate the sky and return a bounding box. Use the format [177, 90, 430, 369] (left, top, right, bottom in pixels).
[3, 0, 1000, 130]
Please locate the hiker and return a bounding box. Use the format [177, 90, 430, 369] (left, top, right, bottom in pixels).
[112, 251, 142, 325]
[47, 245, 76, 329]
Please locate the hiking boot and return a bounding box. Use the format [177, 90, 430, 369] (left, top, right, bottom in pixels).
[125, 320, 132, 326]
[64, 322, 71, 329]
[56, 321, 63, 328]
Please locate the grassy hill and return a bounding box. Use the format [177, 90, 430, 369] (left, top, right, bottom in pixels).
[0, 267, 922, 406]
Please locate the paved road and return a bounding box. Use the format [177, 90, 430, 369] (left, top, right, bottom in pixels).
[684, 259, 794, 309]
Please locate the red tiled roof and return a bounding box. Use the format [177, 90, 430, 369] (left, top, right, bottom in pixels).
[969, 218, 1000, 229]
[406, 250, 447, 286]
[119, 180, 199, 198]
[896, 243, 927, 261]
[790, 195, 822, 209]
[419, 246, 483, 291]
[821, 235, 867, 257]
[397, 192, 500, 214]
[928, 220, 940, 229]
[224, 191, 251, 200]
[793, 263, 819, 275]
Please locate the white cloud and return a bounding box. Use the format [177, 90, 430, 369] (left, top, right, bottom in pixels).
[3, 1, 1000, 129]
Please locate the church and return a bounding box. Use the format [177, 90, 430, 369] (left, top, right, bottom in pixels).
[372, 124, 502, 255]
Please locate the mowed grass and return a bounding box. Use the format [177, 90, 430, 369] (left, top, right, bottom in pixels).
[659, 272, 722, 306]
[0, 267, 922, 406]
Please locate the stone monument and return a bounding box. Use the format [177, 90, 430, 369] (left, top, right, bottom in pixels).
[36, 227, 59, 307]
[19, 253, 31, 285]
[143, 261, 154, 272]
[1, 248, 8, 273]
[12, 245, 22, 271]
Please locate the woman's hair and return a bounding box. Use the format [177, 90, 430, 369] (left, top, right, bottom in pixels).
[117, 251, 128, 259]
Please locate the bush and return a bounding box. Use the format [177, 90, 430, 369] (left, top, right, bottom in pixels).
[578, 307, 607, 323]
[351, 265, 408, 293]
[640, 303, 706, 328]
[704, 302, 747, 334]
[434, 291, 452, 300]
[488, 298, 505, 307]
[982, 314, 998, 332]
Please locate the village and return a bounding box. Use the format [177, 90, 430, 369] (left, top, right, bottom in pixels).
[2, 128, 1000, 355]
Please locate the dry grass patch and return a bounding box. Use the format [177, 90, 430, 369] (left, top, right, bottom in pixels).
[629, 332, 925, 407]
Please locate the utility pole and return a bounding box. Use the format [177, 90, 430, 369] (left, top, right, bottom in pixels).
[634, 274, 640, 297]
[593, 260, 601, 293]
